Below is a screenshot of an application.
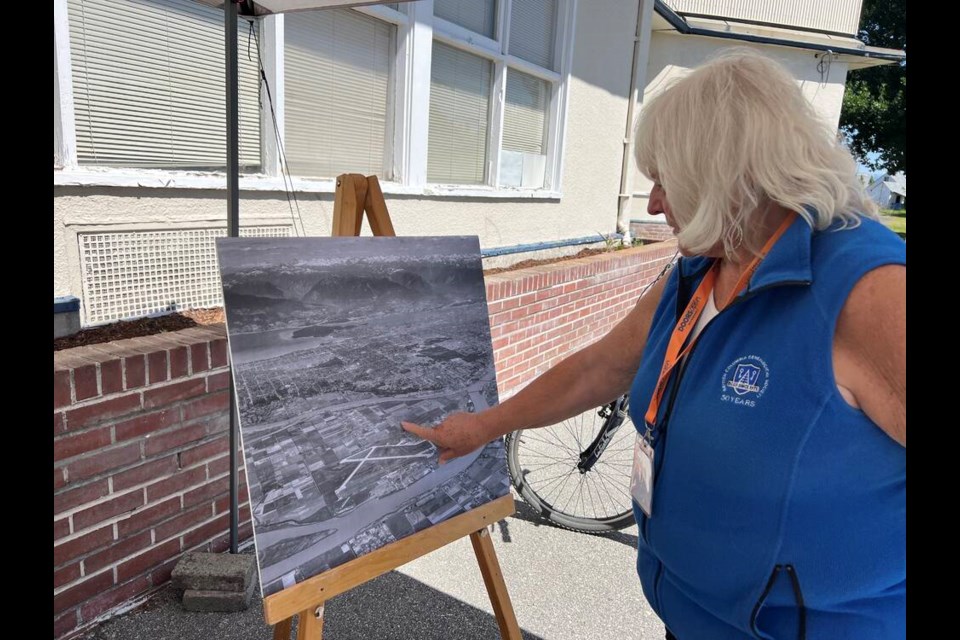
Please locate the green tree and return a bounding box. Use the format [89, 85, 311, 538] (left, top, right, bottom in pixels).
[839, 0, 906, 174]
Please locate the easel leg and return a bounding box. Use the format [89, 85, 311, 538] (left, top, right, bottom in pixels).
[470, 528, 522, 640]
[296, 605, 325, 640]
[272, 617, 293, 640]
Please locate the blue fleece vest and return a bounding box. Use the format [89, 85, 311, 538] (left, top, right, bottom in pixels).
[628, 216, 905, 639]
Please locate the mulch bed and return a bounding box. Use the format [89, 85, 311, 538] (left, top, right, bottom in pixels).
[53, 308, 225, 351]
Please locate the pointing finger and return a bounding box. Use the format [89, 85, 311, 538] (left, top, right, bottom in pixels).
[401, 421, 435, 442]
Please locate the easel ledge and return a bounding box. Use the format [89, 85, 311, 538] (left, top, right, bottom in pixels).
[264, 494, 516, 624]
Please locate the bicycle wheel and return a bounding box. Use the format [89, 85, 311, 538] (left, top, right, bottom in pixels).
[505, 401, 637, 533]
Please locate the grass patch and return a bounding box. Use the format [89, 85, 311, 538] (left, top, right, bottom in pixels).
[880, 209, 906, 235]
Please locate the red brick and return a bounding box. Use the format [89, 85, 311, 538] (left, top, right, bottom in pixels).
[66, 443, 142, 483]
[73, 490, 145, 531]
[55, 467, 67, 490]
[143, 422, 207, 457]
[74, 365, 100, 401]
[206, 371, 230, 392]
[54, 526, 114, 567]
[214, 489, 251, 516]
[181, 436, 230, 468]
[198, 412, 230, 437]
[182, 392, 230, 421]
[209, 532, 231, 553]
[113, 455, 179, 492]
[55, 517, 71, 540]
[147, 350, 169, 385]
[183, 477, 229, 510]
[65, 393, 141, 431]
[84, 530, 152, 573]
[182, 513, 229, 550]
[155, 502, 215, 541]
[150, 558, 179, 586]
[54, 479, 110, 515]
[118, 496, 181, 537]
[210, 339, 228, 367]
[54, 412, 66, 436]
[55, 370, 72, 408]
[169, 347, 189, 379]
[190, 343, 209, 373]
[115, 408, 180, 441]
[100, 359, 123, 395]
[80, 575, 151, 622]
[54, 562, 82, 589]
[116, 538, 181, 582]
[54, 427, 113, 463]
[206, 454, 229, 477]
[124, 354, 146, 389]
[142, 379, 206, 409]
[146, 465, 207, 502]
[54, 611, 79, 638]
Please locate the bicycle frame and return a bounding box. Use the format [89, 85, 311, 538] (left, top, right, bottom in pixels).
[576, 395, 630, 473]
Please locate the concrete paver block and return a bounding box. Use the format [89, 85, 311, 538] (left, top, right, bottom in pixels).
[171, 552, 256, 593]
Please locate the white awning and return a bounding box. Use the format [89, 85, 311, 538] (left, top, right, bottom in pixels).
[651, 1, 905, 71]
[195, 1, 415, 17]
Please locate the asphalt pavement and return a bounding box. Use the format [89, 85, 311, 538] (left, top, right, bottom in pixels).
[81, 495, 666, 640]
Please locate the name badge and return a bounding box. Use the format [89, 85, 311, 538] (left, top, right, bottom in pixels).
[630, 434, 655, 517]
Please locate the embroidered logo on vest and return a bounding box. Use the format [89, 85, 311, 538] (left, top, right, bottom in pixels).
[721, 356, 769, 407]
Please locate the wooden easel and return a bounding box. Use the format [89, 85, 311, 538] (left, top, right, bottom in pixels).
[268, 174, 521, 640]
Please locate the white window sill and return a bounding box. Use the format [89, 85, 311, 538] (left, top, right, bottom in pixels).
[54, 168, 561, 200]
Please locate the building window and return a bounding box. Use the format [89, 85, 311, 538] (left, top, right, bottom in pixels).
[66, 0, 261, 169]
[284, 9, 396, 179]
[428, 42, 493, 185]
[428, 0, 564, 190]
[55, 0, 572, 194]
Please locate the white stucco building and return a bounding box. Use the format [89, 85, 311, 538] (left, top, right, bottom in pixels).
[54, 0, 903, 326]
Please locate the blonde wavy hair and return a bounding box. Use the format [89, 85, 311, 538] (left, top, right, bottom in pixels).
[634, 47, 878, 258]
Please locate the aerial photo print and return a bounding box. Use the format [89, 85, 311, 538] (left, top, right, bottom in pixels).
[216, 236, 509, 597]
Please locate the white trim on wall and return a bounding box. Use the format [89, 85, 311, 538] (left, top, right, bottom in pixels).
[52, 168, 562, 199]
[54, 0, 78, 170]
[261, 15, 284, 177]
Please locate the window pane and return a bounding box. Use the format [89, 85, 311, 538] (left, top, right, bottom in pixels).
[509, 0, 557, 70]
[434, 0, 496, 39]
[500, 69, 548, 189]
[428, 42, 492, 185]
[285, 9, 394, 179]
[68, 0, 261, 169]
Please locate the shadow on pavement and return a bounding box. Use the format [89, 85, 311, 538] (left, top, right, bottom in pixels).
[82, 561, 545, 640]
[506, 500, 639, 550]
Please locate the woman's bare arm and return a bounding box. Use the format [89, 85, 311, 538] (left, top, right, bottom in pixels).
[402, 273, 671, 462]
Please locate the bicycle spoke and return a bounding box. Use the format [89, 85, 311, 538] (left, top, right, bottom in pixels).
[543, 465, 577, 506]
[560, 418, 583, 451]
[539, 425, 580, 455]
[520, 431, 576, 454]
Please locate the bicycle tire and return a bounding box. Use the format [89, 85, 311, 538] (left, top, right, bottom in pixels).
[505, 402, 637, 533]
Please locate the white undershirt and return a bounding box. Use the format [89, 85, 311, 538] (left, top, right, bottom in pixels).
[690, 288, 720, 340]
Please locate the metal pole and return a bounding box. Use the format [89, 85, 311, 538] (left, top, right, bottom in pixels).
[226, 0, 240, 554]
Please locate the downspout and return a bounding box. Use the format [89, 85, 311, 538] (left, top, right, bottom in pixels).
[617, 0, 656, 245]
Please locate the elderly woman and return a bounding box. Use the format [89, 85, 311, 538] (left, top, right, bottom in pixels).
[404, 48, 905, 640]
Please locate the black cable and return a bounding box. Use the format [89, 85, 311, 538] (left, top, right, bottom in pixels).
[247, 19, 306, 237]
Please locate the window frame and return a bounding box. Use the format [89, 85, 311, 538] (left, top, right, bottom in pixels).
[53, 0, 575, 199]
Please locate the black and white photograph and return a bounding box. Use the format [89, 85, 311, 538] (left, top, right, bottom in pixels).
[216, 236, 509, 597]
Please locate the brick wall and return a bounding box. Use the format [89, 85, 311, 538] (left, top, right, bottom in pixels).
[52, 240, 677, 638]
[631, 221, 677, 243]
[486, 241, 678, 395]
[53, 327, 253, 639]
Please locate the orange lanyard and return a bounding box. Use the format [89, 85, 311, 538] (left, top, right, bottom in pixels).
[643, 212, 797, 430]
